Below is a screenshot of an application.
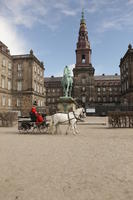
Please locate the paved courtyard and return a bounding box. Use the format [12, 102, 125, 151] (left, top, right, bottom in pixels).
[0, 117, 133, 200]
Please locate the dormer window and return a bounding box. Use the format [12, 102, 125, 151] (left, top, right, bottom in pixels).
[82, 55, 85, 63]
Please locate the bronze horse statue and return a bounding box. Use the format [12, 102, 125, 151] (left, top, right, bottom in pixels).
[61, 66, 73, 97]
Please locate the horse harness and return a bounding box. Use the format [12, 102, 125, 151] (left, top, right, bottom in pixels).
[67, 111, 82, 124]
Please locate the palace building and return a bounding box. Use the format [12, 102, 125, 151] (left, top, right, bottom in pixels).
[0, 41, 46, 116]
[1, 11, 133, 115]
[45, 11, 123, 115]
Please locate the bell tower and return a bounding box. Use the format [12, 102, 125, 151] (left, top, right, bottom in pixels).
[73, 10, 95, 107]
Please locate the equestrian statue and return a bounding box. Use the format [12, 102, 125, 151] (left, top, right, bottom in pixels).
[61, 66, 73, 97]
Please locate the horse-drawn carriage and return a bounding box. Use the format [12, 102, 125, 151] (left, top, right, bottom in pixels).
[18, 113, 49, 134]
[18, 107, 85, 135]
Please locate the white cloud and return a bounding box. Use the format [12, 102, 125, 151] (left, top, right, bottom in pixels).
[0, 17, 27, 54]
[55, 64, 75, 77]
[61, 9, 77, 16]
[0, 0, 79, 29]
[1, 0, 132, 33]
[68, 64, 75, 76]
[1, 0, 133, 55]
[127, 0, 133, 4]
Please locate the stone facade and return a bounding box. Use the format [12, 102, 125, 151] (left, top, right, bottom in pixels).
[0, 42, 46, 116]
[119, 44, 133, 105]
[12, 50, 45, 115]
[0, 42, 13, 112]
[44, 76, 62, 114]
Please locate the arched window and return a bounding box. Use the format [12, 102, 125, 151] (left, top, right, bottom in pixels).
[82, 55, 86, 63]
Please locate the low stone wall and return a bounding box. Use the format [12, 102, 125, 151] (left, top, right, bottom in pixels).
[0, 112, 18, 127]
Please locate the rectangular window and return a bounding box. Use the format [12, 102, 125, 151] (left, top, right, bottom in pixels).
[18, 64, 22, 71]
[17, 98, 20, 107]
[8, 80, 11, 90]
[103, 87, 106, 92]
[126, 81, 129, 89]
[110, 97, 113, 102]
[103, 97, 106, 102]
[114, 87, 117, 92]
[1, 77, 5, 88]
[2, 67, 6, 74]
[18, 72, 22, 77]
[40, 86, 42, 94]
[97, 87, 100, 92]
[34, 65, 37, 72]
[82, 96, 86, 103]
[115, 97, 118, 102]
[8, 63, 12, 70]
[37, 85, 39, 93]
[2, 96, 6, 106]
[98, 97, 101, 102]
[82, 78, 86, 84]
[34, 82, 37, 91]
[8, 98, 11, 107]
[8, 70, 12, 77]
[40, 101, 43, 107]
[2, 59, 6, 66]
[17, 81, 22, 91]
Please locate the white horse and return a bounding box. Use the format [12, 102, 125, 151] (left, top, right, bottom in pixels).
[49, 108, 86, 135]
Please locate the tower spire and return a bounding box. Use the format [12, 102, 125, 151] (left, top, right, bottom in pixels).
[73, 9, 95, 106]
[81, 8, 85, 24]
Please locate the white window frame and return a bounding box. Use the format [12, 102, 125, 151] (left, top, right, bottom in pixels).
[2, 59, 6, 67]
[40, 101, 43, 107]
[8, 79, 11, 90]
[17, 81, 22, 91]
[17, 98, 21, 107]
[2, 96, 6, 106]
[34, 82, 37, 92]
[97, 87, 100, 92]
[8, 63, 12, 70]
[8, 98, 11, 107]
[18, 64, 22, 71]
[82, 96, 86, 103]
[1, 77, 5, 89]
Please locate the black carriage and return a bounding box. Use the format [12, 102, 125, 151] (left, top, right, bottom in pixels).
[18, 113, 49, 134]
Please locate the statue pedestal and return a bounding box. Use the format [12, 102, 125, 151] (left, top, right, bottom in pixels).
[57, 97, 76, 113]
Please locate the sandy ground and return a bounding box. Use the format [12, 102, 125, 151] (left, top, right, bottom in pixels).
[0, 117, 133, 200]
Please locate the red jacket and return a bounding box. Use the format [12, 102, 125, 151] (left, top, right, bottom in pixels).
[31, 106, 37, 114]
[36, 114, 43, 123]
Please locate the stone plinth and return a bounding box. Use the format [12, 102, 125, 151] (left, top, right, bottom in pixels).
[57, 97, 76, 113]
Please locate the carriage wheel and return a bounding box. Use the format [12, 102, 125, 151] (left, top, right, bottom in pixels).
[19, 128, 24, 134]
[37, 124, 45, 134]
[32, 125, 38, 134]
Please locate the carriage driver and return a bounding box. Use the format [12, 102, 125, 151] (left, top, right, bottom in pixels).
[30, 101, 45, 125]
[30, 101, 38, 122]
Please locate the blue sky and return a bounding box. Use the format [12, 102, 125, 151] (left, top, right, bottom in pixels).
[0, 0, 133, 77]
